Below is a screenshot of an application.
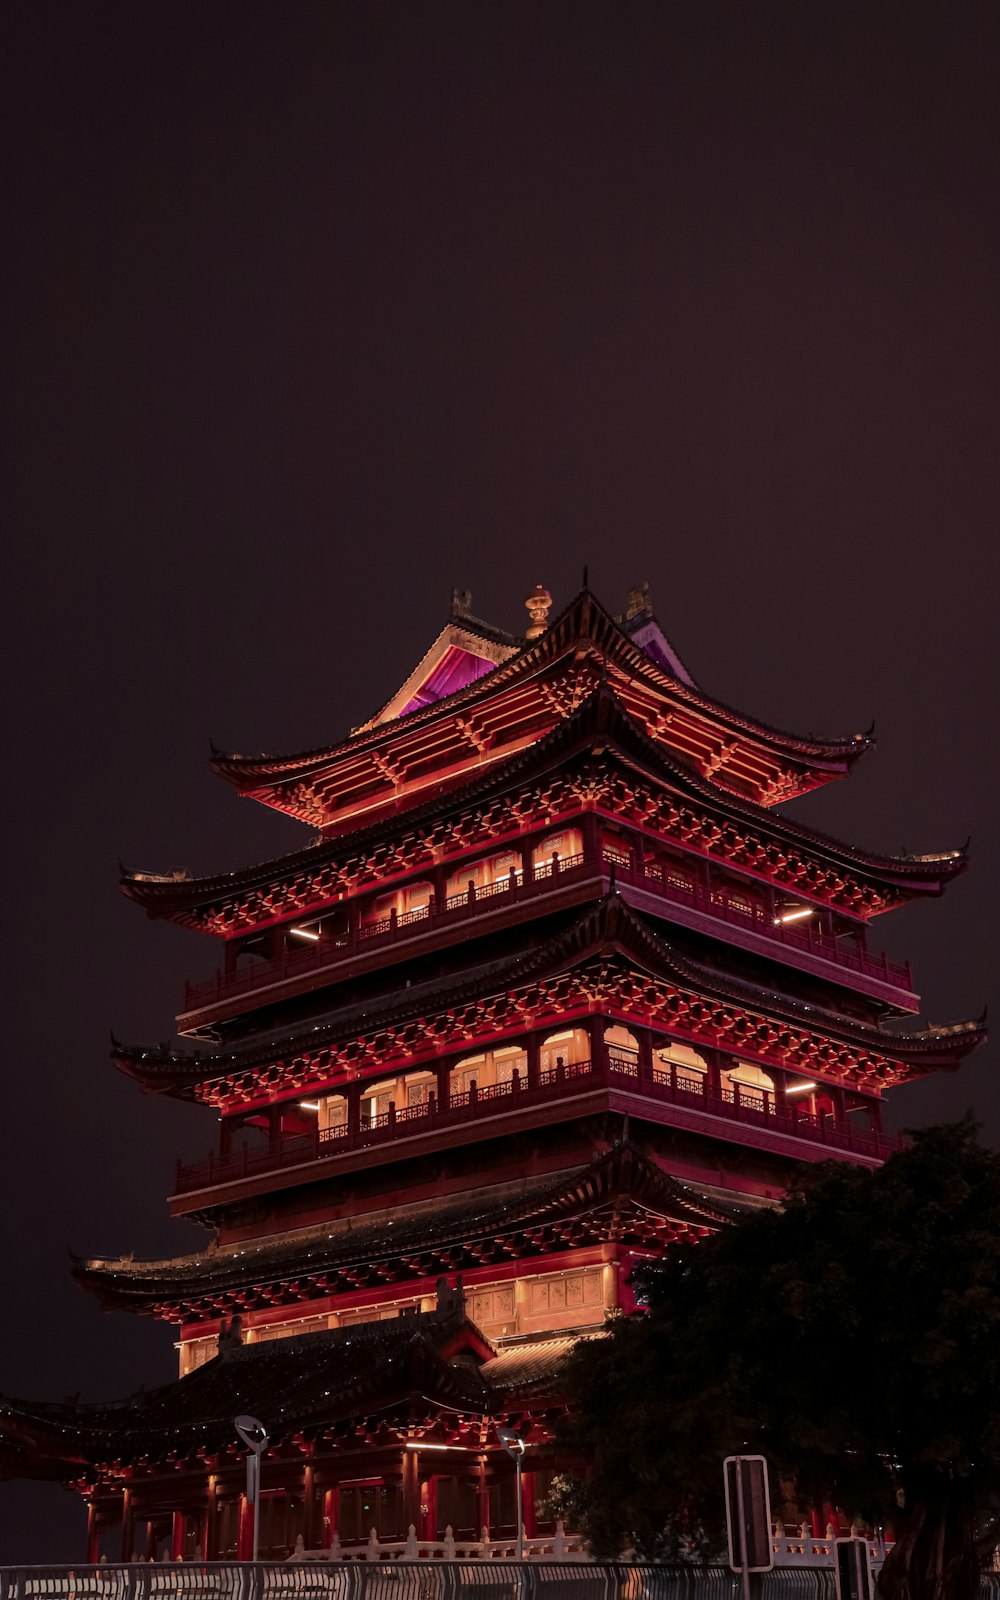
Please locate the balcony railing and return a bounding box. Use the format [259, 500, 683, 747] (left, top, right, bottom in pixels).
[181, 846, 911, 1014]
[173, 1053, 902, 1198]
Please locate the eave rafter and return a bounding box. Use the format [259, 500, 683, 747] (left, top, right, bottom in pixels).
[112, 898, 985, 1115]
[74, 1143, 727, 1323]
[207, 589, 874, 828]
[122, 685, 965, 936]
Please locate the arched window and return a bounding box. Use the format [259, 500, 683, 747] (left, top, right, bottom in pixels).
[449, 1046, 527, 1094]
[403, 1070, 436, 1109]
[451, 1053, 486, 1094]
[654, 1039, 709, 1093]
[532, 829, 584, 875]
[360, 1078, 396, 1124]
[604, 1024, 640, 1075]
[318, 1093, 348, 1136]
[492, 1044, 528, 1084]
[445, 852, 522, 901]
[721, 1061, 773, 1110]
[540, 1027, 590, 1073]
[360, 880, 434, 931]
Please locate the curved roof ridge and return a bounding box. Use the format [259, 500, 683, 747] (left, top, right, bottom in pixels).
[74, 1141, 729, 1309]
[210, 588, 873, 783]
[112, 895, 986, 1099]
[123, 681, 965, 922]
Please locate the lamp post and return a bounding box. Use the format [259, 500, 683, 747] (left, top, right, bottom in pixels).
[234, 1415, 268, 1563]
[496, 1424, 526, 1560]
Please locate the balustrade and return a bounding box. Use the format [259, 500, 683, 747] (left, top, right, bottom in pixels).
[182, 843, 911, 1014]
[174, 1051, 902, 1197]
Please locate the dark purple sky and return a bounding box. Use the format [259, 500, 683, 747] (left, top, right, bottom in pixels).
[4, 0, 999, 1562]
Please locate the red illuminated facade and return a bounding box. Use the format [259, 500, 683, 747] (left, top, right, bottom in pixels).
[0, 583, 983, 1560]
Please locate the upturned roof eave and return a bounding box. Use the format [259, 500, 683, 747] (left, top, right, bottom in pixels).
[0, 1312, 493, 1472]
[72, 1141, 727, 1309]
[121, 684, 966, 924]
[208, 588, 873, 789]
[110, 895, 987, 1100]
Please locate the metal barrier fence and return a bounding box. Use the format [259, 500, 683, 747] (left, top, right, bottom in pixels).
[0, 1564, 842, 1600]
[8, 1566, 1000, 1600]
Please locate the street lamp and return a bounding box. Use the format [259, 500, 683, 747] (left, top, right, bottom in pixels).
[496, 1424, 526, 1561]
[234, 1415, 268, 1562]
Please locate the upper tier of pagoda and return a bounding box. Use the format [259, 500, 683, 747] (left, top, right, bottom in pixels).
[208, 586, 874, 827]
[112, 895, 987, 1108]
[123, 682, 966, 937]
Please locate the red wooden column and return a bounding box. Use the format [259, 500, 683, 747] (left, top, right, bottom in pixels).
[634, 1024, 653, 1084]
[171, 1511, 186, 1560]
[120, 1487, 134, 1563]
[435, 1058, 451, 1109]
[322, 1487, 339, 1549]
[421, 1476, 437, 1540]
[203, 1476, 218, 1559]
[85, 1501, 100, 1564]
[267, 1103, 282, 1154]
[770, 1069, 788, 1118]
[525, 1034, 541, 1090]
[401, 1447, 421, 1533]
[303, 1459, 317, 1550]
[519, 840, 535, 884]
[586, 1016, 608, 1075]
[521, 1471, 537, 1539]
[346, 1080, 362, 1140]
[237, 1492, 253, 1560]
[477, 1455, 490, 1539]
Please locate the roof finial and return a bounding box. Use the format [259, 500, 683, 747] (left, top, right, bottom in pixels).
[525, 583, 553, 640]
[625, 580, 652, 622]
[450, 587, 473, 620]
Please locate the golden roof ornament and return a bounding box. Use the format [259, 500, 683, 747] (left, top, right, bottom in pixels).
[625, 580, 653, 621]
[524, 583, 553, 640]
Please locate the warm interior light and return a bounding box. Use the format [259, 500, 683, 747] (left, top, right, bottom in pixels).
[299, 1101, 321, 1111]
[406, 1441, 470, 1452]
[785, 1080, 817, 1096]
[290, 926, 321, 941]
[775, 907, 815, 925]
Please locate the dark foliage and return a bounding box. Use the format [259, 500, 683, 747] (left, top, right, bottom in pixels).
[557, 1119, 1000, 1600]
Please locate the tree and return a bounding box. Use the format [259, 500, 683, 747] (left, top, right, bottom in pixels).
[557, 1119, 1000, 1600]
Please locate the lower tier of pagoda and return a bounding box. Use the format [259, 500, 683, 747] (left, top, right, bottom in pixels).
[0, 1295, 580, 1563]
[6, 1145, 728, 1562]
[172, 1043, 898, 1216]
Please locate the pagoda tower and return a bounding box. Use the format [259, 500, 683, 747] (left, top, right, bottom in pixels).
[0, 583, 983, 1562]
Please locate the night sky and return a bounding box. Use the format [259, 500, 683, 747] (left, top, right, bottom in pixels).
[4, 0, 999, 1562]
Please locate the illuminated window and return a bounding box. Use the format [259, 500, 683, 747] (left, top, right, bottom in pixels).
[721, 1061, 773, 1109]
[540, 1027, 589, 1072]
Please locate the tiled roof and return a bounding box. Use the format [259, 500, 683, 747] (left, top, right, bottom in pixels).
[123, 679, 961, 925]
[482, 1336, 587, 1393]
[114, 895, 987, 1100]
[0, 1309, 491, 1474]
[74, 1143, 728, 1310]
